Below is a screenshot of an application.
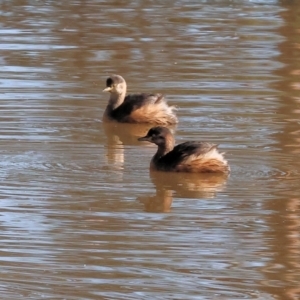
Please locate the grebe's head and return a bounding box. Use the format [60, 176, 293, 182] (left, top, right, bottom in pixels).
[103, 74, 126, 95]
[138, 126, 172, 146]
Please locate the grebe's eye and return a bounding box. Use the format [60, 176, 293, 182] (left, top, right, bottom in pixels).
[106, 78, 113, 87]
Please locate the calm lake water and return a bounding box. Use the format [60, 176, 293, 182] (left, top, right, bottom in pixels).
[0, 0, 300, 299]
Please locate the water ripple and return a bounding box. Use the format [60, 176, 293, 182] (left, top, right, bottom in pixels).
[0, 1, 299, 300]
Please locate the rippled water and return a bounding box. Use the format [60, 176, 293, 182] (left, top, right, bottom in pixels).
[0, 1, 300, 299]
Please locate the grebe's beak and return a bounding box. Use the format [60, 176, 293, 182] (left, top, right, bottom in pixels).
[103, 86, 112, 92]
[138, 135, 151, 142]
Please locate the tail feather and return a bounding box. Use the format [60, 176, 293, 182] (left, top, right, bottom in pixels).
[154, 94, 165, 104]
[176, 159, 230, 173]
[129, 101, 178, 125]
[176, 148, 230, 173]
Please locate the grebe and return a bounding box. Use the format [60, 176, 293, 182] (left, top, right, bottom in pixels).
[103, 74, 178, 125]
[138, 126, 230, 173]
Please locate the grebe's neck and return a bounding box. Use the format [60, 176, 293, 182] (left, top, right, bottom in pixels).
[153, 134, 175, 162]
[107, 91, 126, 111]
[103, 90, 126, 120]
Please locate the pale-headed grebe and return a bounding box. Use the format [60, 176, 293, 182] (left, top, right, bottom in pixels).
[103, 75, 178, 125]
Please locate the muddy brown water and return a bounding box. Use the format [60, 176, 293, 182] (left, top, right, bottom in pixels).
[0, 1, 300, 299]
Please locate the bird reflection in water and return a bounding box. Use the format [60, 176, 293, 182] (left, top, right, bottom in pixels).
[138, 170, 229, 213]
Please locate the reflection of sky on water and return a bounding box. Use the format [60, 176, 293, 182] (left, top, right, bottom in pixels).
[0, 0, 299, 299]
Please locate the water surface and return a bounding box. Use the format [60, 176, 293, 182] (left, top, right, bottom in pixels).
[0, 1, 300, 299]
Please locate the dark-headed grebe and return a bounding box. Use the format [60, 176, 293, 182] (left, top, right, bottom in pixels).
[103, 75, 178, 125]
[138, 126, 230, 173]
